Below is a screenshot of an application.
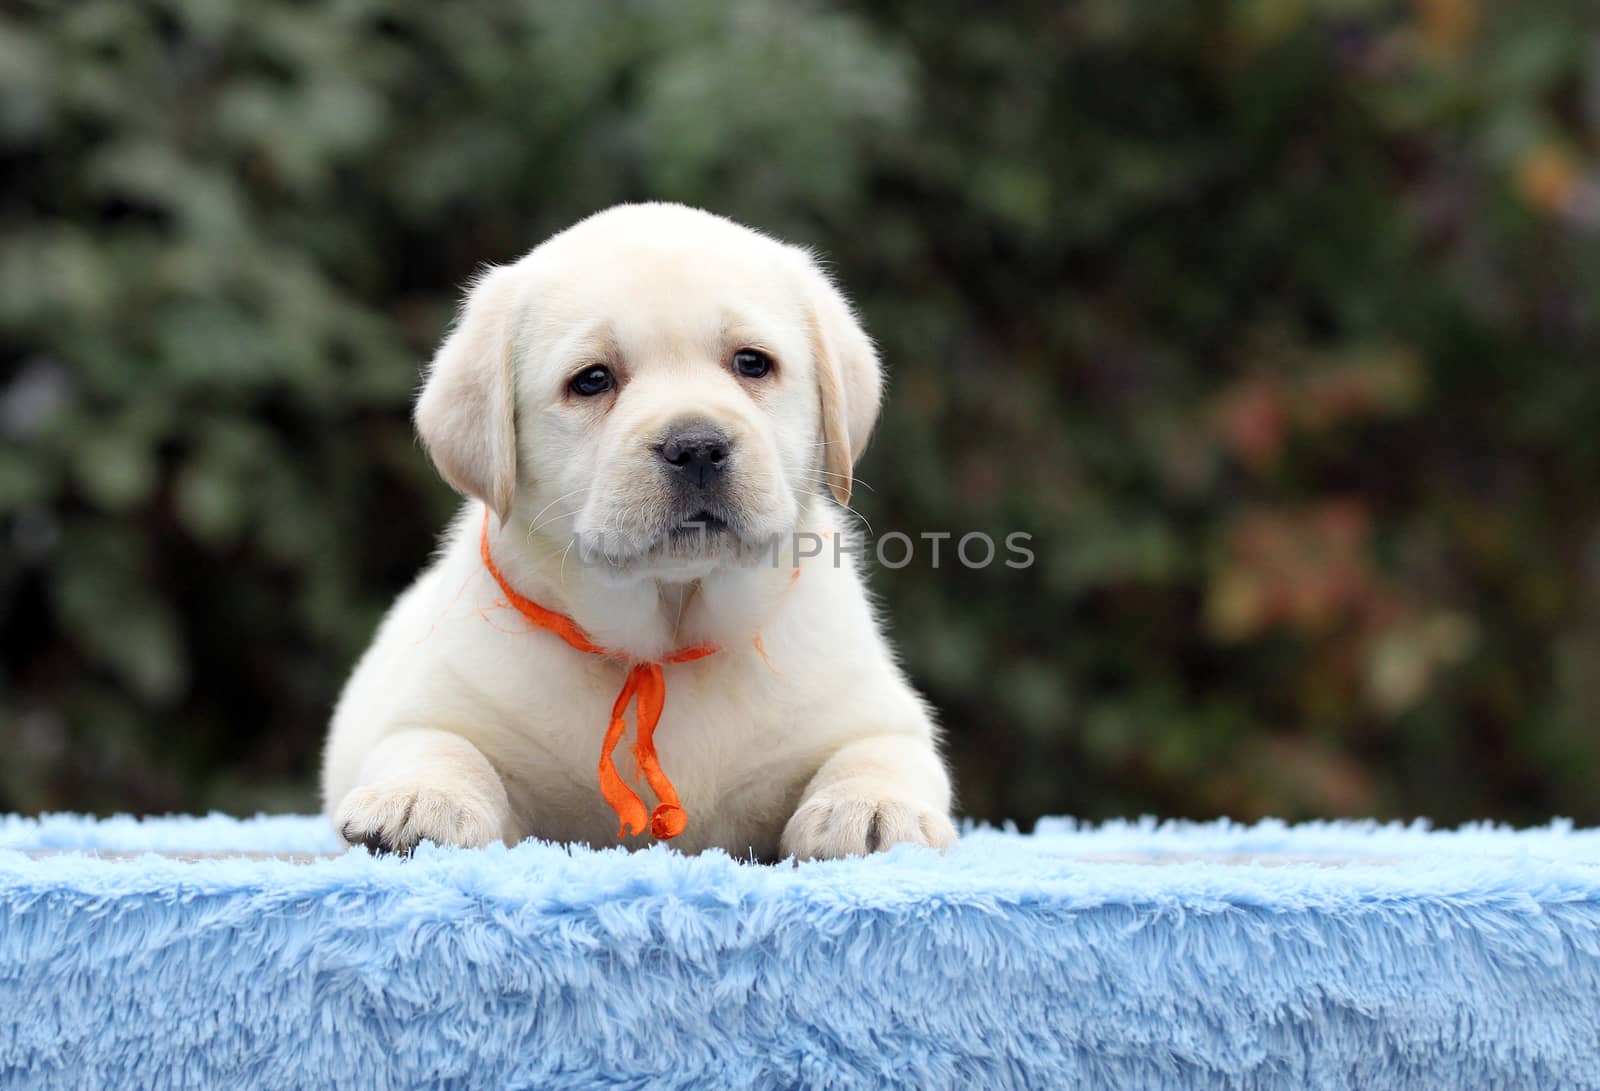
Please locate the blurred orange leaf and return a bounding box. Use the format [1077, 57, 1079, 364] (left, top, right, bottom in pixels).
[1517, 145, 1581, 215]
[1210, 345, 1423, 473]
[1207, 500, 1379, 641]
[1414, 0, 1478, 58]
[1213, 375, 1287, 473]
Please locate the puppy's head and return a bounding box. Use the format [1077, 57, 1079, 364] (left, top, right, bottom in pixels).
[414, 203, 882, 580]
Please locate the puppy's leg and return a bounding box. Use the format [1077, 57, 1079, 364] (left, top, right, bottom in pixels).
[333, 728, 515, 853]
[781, 735, 957, 861]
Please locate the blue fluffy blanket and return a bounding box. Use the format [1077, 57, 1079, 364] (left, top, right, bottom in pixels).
[2, 814, 1598, 1090]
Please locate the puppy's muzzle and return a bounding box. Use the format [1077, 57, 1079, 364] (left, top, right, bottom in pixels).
[656, 422, 732, 491]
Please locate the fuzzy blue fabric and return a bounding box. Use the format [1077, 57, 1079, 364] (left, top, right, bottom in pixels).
[2, 815, 1599, 1090]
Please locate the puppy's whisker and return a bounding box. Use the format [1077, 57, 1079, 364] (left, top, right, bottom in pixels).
[524, 488, 590, 541]
[842, 510, 874, 536]
[825, 497, 876, 536]
[805, 469, 875, 493]
[797, 483, 876, 536]
[527, 505, 588, 540]
[801, 476, 877, 503]
[558, 537, 576, 585]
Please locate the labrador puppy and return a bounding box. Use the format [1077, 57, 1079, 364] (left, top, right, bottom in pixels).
[321, 203, 955, 861]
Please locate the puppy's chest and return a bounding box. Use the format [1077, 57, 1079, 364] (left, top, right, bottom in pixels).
[480, 647, 826, 800]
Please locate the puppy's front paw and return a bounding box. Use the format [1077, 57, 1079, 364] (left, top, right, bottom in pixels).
[780, 792, 957, 861]
[335, 782, 507, 853]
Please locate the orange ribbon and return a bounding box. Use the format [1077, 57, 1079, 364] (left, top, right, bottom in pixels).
[479, 508, 716, 839]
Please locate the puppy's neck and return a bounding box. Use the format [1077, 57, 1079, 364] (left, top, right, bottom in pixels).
[480, 497, 828, 661]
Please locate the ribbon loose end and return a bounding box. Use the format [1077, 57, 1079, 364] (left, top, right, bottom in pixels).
[650, 804, 687, 840]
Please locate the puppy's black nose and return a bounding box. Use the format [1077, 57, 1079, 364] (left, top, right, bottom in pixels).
[657, 425, 731, 489]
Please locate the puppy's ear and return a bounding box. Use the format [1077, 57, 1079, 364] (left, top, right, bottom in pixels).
[414, 264, 522, 523]
[803, 261, 883, 508]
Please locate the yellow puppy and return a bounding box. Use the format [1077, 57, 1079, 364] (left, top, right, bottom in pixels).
[322, 204, 955, 861]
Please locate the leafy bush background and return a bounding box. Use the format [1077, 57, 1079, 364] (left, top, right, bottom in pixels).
[3, 0, 1598, 825]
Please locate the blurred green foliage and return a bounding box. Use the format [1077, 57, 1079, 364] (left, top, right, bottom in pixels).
[2, 0, 1598, 825]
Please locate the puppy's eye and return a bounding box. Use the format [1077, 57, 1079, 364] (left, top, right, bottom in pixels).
[570, 365, 615, 397]
[732, 349, 773, 380]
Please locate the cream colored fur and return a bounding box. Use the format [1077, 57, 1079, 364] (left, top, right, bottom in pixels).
[321, 203, 954, 861]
